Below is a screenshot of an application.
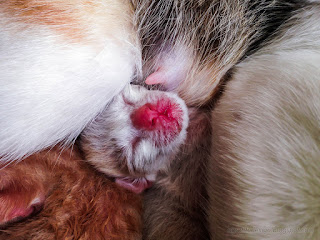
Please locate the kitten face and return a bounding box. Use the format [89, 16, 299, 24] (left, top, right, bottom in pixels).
[79, 85, 189, 193]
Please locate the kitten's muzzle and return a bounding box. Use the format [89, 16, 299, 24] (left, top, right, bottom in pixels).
[130, 98, 183, 146]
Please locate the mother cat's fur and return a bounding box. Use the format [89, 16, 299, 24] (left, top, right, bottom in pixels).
[208, 7, 320, 239]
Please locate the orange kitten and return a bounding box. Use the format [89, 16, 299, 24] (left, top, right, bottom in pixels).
[0, 147, 142, 240]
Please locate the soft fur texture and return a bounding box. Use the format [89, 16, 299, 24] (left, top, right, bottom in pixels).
[143, 108, 211, 240]
[79, 84, 188, 181]
[2, 1, 320, 239]
[138, 1, 320, 240]
[0, 0, 141, 162]
[208, 5, 320, 239]
[0, 84, 189, 239]
[0, 147, 142, 240]
[133, 0, 306, 106]
[0, 0, 305, 163]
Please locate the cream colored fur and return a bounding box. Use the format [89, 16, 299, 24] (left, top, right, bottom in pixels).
[208, 6, 320, 240]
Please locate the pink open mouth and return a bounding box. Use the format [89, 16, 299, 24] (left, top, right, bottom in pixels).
[130, 98, 184, 145]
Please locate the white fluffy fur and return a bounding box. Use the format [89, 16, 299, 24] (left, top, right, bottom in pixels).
[208, 6, 320, 239]
[0, 4, 140, 162]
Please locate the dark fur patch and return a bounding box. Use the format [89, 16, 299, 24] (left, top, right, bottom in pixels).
[245, 0, 308, 56]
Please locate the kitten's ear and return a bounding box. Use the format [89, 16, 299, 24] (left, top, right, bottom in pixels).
[0, 167, 46, 226]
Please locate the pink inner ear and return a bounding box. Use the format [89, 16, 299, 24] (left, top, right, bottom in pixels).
[115, 177, 153, 194]
[7, 206, 34, 222]
[0, 191, 45, 225]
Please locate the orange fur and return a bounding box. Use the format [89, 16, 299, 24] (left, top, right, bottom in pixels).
[0, 0, 135, 43]
[0, 147, 142, 240]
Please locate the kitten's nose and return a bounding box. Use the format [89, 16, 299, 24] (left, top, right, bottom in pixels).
[130, 100, 183, 144]
[130, 104, 160, 130]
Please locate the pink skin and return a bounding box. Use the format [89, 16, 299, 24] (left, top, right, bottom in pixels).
[145, 68, 167, 86]
[115, 94, 184, 194]
[0, 194, 45, 225]
[7, 207, 34, 222]
[130, 99, 183, 145]
[145, 63, 185, 91]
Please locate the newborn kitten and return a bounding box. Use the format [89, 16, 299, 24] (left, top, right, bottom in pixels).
[79, 84, 189, 193]
[79, 84, 205, 239]
[2, 1, 320, 239]
[0, 147, 142, 240]
[0, 84, 189, 239]
[0, 0, 305, 164]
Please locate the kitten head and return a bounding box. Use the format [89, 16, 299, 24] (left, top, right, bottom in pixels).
[79, 85, 188, 193]
[0, 148, 142, 238]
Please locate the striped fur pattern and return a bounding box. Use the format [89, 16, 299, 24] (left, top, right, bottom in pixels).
[1, 1, 320, 239]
